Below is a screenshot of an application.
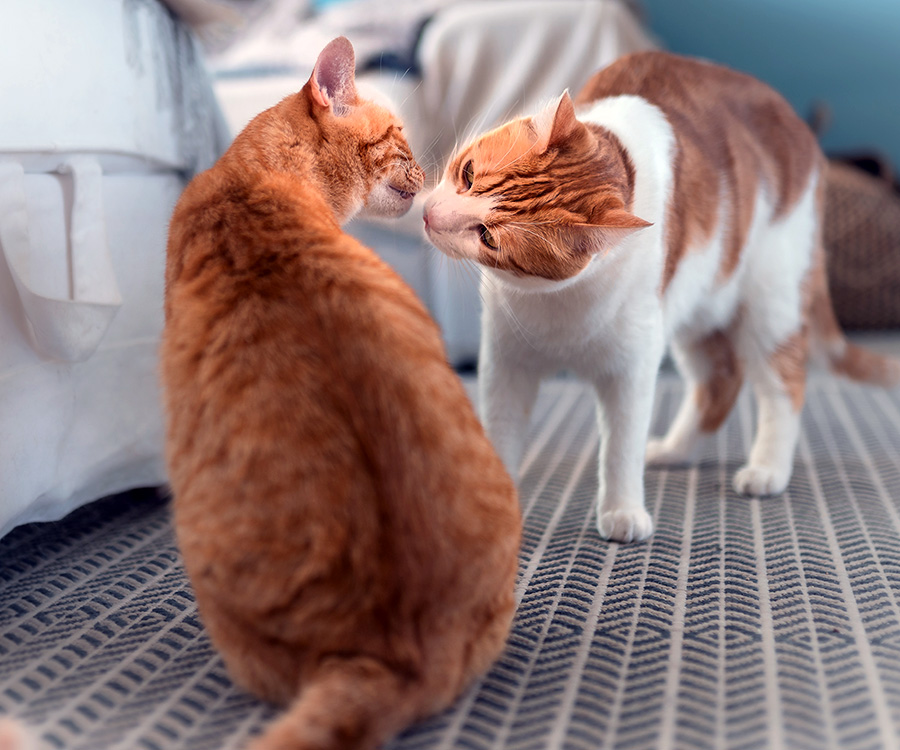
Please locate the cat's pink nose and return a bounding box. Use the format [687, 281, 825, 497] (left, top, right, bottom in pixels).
[423, 199, 454, 235]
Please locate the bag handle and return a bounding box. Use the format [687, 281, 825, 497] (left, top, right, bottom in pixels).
[0, 157, 122, 363]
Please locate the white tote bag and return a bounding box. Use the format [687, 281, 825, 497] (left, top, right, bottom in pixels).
[0, 0, 229, 537]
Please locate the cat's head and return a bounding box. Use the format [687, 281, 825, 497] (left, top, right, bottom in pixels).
[240, 37, 424, 223]
[423, 92, 650, 287]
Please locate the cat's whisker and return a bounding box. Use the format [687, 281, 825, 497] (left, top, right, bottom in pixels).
[463, 108, 495, 148]
[448, 107, 495, 165]
[502, 98, 525, 123]
[424, 170, 441, 191]
[449, 255, 464, 297]
[512, 228, 553, 247]
[460, 258, 481, 288]
[398, 79, 424, 111]
[508, 219, 558, 227]
[419, 130, 449, 180]
[422, 130, 445, 156]
[492, 140, 521, 174]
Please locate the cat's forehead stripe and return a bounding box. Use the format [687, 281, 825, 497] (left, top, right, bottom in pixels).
[452, 120, 534, 175]
[474, 122, 537, 173]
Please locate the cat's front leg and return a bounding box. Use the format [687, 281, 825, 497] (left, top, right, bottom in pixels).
[478, 297, 544, 479]
[593, 361, 660, 543]
[478, 355, 540, 480]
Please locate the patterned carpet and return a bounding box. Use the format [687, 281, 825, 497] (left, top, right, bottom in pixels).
[2, 376, 900, 750]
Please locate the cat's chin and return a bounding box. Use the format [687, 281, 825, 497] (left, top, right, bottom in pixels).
[483, 265, 589, 293]
[361, 184, 417, 219]
[423, 231, 467, 262]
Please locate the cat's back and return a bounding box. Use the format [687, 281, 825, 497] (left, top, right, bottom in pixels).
[162, 162, 517, 628]
[595, 52, 820, 183]
[577, 51, 818, 180]
[576, 51, 822, 287]
[577, 52, 811, 142]
[165, 161, 432, 382]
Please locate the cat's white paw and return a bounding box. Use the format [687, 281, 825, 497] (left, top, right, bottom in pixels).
[645, 437, 693, 466]
[733, 465, 789, 497]
[597, 507, 654, 543]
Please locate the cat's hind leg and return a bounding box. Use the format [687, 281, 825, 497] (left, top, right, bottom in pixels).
[731, 176, 818, 496]
[646, 330, 744, 465]
[733, 327, 807, 496]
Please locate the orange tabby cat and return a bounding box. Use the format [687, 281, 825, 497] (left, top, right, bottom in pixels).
[161, 37, 520, 750]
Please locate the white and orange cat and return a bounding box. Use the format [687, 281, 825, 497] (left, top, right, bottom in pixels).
[424, 51, 900, 543]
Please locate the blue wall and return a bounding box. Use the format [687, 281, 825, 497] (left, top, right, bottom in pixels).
[639, 0, 900, 169]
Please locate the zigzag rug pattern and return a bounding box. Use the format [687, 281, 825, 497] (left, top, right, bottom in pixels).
[2, 377, 900, 749]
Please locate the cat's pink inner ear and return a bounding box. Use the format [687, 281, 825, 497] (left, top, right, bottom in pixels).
[310, 36, 357, 114]
[549, 91, 580, 146]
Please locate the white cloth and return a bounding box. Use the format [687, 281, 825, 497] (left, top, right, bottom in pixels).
[0, 0, 229, 538]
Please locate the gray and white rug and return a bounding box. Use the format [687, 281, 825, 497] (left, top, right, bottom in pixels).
[2, 376, 900, 750]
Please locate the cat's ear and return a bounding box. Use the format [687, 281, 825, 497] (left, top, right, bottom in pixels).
[309, 36, 358, 115]
[534, 90, 581, 151]
[573, 209, 652, 254]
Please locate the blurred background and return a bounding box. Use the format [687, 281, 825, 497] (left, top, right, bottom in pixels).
[640, 0, 900, 170]
[203, 0, 900, 171]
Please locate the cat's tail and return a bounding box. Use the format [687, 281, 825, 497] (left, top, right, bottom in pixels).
[809, 254, 900, 388]
[820, 337, 900, 388]
[247, 657, 430, 750]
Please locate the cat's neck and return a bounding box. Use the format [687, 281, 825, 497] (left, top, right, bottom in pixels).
[225, 98, 314, 176]
[224, 109, 360, 223]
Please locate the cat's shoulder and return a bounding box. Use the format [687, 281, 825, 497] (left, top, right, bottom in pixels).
[577, 93, 670, 139]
